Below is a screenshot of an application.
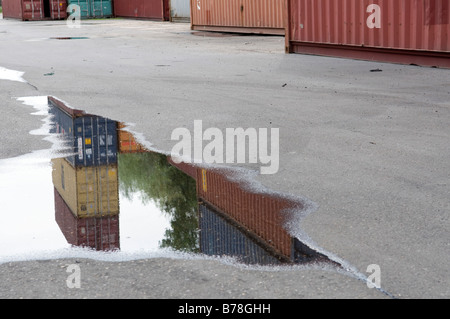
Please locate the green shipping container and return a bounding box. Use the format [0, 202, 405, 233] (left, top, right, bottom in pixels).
[67, 0, 113, 18]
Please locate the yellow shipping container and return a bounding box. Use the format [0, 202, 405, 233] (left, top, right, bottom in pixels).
[52, 158, 119, 218]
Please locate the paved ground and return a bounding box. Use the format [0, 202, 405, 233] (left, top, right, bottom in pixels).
[0, 17, 449, 300]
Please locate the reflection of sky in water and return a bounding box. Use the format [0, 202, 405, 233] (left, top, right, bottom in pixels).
[0, 96, 171, 262]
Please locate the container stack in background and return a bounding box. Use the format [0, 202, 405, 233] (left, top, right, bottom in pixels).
[49, 96, 120, 251]
[1, 0, 68, 20]
[0, 0, 191, 21]
[2, 0, 448, 68]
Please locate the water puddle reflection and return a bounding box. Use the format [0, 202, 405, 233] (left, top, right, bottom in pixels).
[0, 96, 337, 268]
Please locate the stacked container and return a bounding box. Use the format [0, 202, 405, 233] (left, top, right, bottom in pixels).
[199, 202, 283, 265]
[196, 168, 327, 263]
[49, 97, 118, 167]
[49, 96, 120, 251]
[54, 188, 120, 250]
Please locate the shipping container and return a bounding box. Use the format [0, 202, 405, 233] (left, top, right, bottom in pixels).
[52, 157, 120, 218]
[170, 0, 190, 22]
[67, 0, 113, 18]
[197, 168, 298, 259]
[49, 97, 118, 167]
[55, 188, 120, 250]
[114, 0, 170, 20]
[117, 122, 147, 154]
[167, 157, 198, 181]
[190, 0, 285, 35]
[2, 0, 67, 20]
[285, 0, 450, 68]
[199, 202, 284, 265]
[197, 168, 330, 263]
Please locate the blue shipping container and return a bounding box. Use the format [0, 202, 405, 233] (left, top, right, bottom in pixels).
[49, 99, 118, 167]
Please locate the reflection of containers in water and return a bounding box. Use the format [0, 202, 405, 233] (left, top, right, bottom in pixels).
[190, 0, 285, 35]
[52, 157, 120, 218]
[197, 168, 296, 260]
[285, 0, 450, 68]
[48, 97, 118, 167]
[2, 0, 67, 20]
[114, 0, 170, 21]
[197, 169, 329, 264]
[118, 123, 147, 154]
[167, 157, 198, 181]
[54, 188, 120, 251]
[199, 202, 283, 265]
[66, 0, 113, 18]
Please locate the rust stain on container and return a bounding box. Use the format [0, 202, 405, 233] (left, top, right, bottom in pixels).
[2, 0, 67, 21]
[285, 0, 450, 68]
[191, 0, 285, 35]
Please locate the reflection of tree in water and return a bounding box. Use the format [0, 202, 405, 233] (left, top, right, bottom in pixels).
[118, 152, 199, 253]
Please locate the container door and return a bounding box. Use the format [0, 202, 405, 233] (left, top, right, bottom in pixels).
[91, 0, 113, 18]
[50, 0, 67, 19]
[68, 0, 90, 18]
[21, 0, 45, 20]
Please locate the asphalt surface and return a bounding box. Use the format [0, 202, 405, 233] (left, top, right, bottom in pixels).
[0, 17, 449, 300]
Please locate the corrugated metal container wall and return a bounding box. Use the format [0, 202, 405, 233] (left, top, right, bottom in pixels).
[197, 168, 298, 259]
[67, 0, 113, 18]
[286, 0, 450, 68]
[114, 0, 170, 20]
[55, 188, 120, 250]
[199, 203, 283, 265]
[52, 157, 120, 218]
[191, 0, 285, 35]
[170, 0, 190, 21]
[49, 98, 118, 167]
[49, 0, 67, 19]
[2, 0, 67, 20]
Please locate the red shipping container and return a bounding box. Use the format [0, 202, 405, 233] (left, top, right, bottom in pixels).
[114, 0, 170, 20]
[285, 0, 450, 68]
[2, 0, 67, 21]
[54, 188, 120, 251]
[190, 0, 285, 35]
[167, 157, 198, 181]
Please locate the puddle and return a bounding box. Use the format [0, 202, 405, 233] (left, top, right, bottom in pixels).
[0, 96, 338, 268]
[0, 66, 26, 83]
